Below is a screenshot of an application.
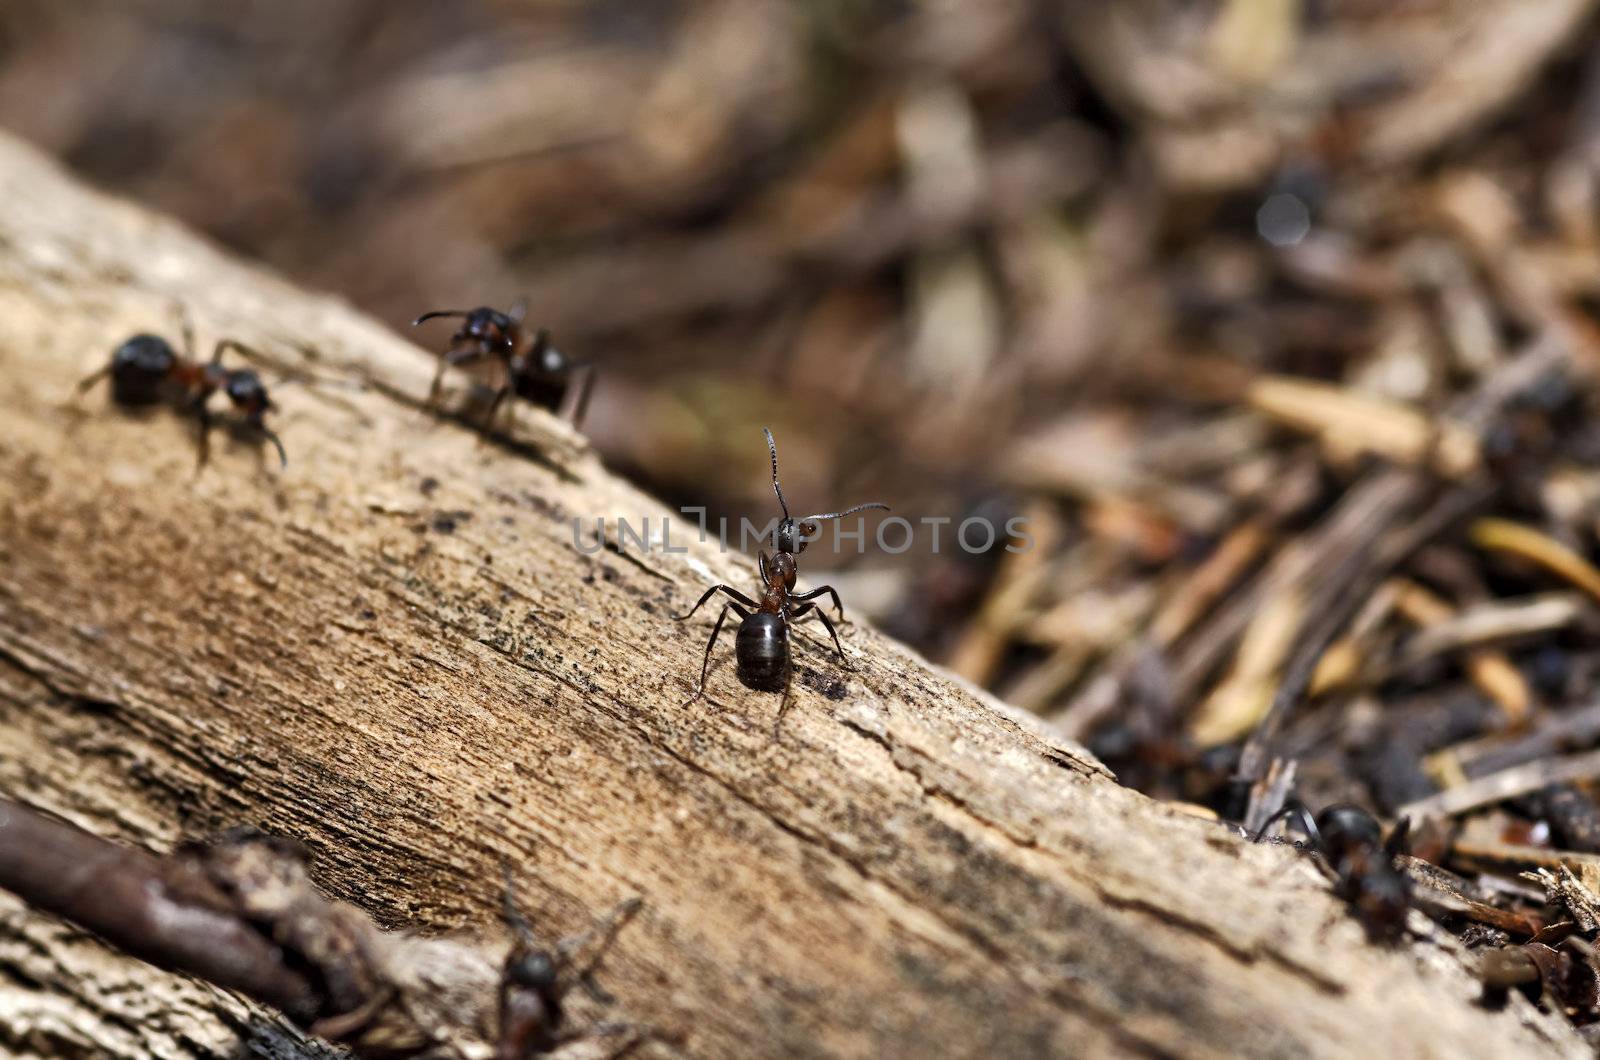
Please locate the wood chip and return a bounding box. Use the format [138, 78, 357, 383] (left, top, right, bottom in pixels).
[1249, 376, 1480, 477]
[1471, 518, 1600, 604]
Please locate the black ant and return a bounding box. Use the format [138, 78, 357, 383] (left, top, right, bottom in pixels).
[77, 321, 286, 468]
[498, 872, 642, 1058]
[412, 302, 594, 430]
[1253, 801, 1414, 943]
[676, 428, 887, 715]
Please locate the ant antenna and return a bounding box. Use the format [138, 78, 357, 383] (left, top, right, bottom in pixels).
[764, 427, 789, 519]
[412, 309, 470, 326]
[801, 501, 890, 524]
[176, 302, 197, 363]
[501, 864, 538, 948]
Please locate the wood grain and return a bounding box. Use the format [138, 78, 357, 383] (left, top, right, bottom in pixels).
[0, 134, 1580, 1058]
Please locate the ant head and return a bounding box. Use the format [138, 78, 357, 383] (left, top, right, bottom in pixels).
[775, 518, 818, 555]
[108, 334, 178, 405]
[414, 307, 518, 352]
[1314, 804, 1382, 859]
[224, 370, 269, 411]
[505, 947, 561, 993]
[462, 306, 515, 341]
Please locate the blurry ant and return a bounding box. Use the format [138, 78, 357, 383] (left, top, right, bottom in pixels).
[412, 301, 594, 430]
[1253, 801, 1414, 943]
[77, 319, 286, 468]
[498, 871, 643, 1058]
[676, 429, 887, 717]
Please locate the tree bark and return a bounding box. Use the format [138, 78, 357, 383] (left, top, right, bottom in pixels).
[0, 133, 1582, 1058]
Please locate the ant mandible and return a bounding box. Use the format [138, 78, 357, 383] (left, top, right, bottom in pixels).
[77, 318, 286, 468]
[412, 301, 595, 430]
[1253, 801, 1414, 943]
[676, 428, 888, 714]
[497, 872, 641, 1057]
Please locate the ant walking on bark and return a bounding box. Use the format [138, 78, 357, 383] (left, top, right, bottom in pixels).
[676, 428, 887, 721]
[412, 301, 594, 430]
[1253, 801, 1414, 943]
[77, 317, 286, 468]
[497, 872, 643, 1058]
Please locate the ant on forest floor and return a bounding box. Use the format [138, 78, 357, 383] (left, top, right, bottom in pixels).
[77, 316, 286, 468]
[412, 301, 594, 431]
[1253, 801, 1414, 943]
[497, 872, 643, 1057]
[676, 428, 888, 727]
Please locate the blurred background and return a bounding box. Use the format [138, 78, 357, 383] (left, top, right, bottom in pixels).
[9, 0, 1600, 818]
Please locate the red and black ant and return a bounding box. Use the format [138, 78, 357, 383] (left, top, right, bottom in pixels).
[497, 872, 641, 1058]
[676, 429, 887, 714]
[1253, 801, 1414, 943]
[412, 302, 594, 430]
[77, 321, 286, 468]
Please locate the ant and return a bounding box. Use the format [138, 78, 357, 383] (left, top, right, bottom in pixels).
[676, 428, 887, 715]
[412, 301, 594, 430]
[498, 872, 642, 1058]
[77, 320, 286, 468]
[1253, 801, 1414, 943]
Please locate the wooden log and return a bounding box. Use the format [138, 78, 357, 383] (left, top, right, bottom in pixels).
[0, 134, 1581, 1058]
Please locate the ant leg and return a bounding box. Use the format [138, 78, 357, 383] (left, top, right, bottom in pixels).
[567, 362, 596, 430]
[428, 345, 492, 409]
[76, 364, 111, 394]
[792, 583, 845, 622]
[427, 355, 449, 407]
[210, 338, 264, 365]
[774, 650, 794, 738]
[1385, 816, 1413, 860]
[193, 399, 214, 468]
[557, 897, 643, 984]
[485, 384, 510, 429]
[688, 602, 746, 703]
[1251, 800, 1319, 845]
[675, 584, 757, 621]
[260, 425, 288, 469]
[792, 602, 847, 666]
[813, 607, 847, 665]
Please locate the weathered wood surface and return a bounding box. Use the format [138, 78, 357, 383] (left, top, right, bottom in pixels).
[0, 134, 1581, 1058]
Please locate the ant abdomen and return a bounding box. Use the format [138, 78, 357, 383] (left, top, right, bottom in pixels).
[736, 613, 789, 691]
[109, 334, 178, 406]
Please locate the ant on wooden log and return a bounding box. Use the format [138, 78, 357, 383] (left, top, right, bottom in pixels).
[77, 318, 286, 468]
[498, 872, 642, 1057]
[1253, 801, 1414, 943]
[412, 301, 594, 429]
[677, 428, 888, 719]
